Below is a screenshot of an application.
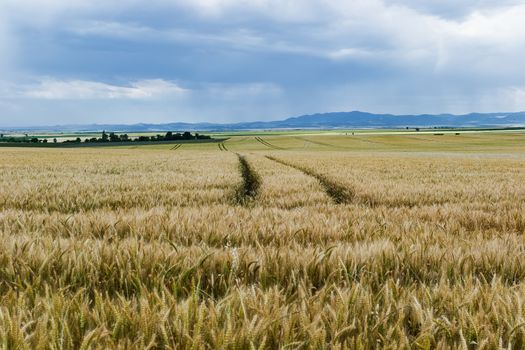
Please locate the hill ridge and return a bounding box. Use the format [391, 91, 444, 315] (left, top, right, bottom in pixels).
[3, 111, 525, 132]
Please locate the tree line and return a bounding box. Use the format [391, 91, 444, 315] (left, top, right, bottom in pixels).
[0, 131, 211, 144]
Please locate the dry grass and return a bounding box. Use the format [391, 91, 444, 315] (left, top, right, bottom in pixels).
[1, 139, 525, 349]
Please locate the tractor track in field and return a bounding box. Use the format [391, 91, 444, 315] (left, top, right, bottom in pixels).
[264, 155, 448, 209]
[295, 136, 349, 149]
[170, 144, 182, 150]
[234, 154, 261, 205]
[351, 137, 390, 146]
[254, 137, 284, 150]
[405, 135, 440, 143]
[215, 141, 259, 204]
[265, 155, 376, 206]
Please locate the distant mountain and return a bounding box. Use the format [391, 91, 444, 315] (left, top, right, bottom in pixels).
[3, 111, 525, 132]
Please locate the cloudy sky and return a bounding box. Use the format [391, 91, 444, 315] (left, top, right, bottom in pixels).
[1, 0, 525, 126]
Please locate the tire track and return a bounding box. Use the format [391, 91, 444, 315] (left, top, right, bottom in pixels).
[294, 136, 352, 149]
[254, 137, 284, 150]
[218, 143, 228, 151]
[404, 135, 440, 143]
[265, 155, 375, 206]
[234, 154, 261, 205]
[170, 144, 182, 150]
[263, 155, 443, 208]
[295, 136, 336, 148]
[352, 137, 389, 146]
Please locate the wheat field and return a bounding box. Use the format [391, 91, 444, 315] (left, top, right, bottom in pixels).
[1, 132, 525, 349]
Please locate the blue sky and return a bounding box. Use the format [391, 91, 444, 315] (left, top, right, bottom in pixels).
[1, 0, 525, 126]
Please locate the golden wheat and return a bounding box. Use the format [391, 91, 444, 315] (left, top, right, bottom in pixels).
[0, 139, 524, 349]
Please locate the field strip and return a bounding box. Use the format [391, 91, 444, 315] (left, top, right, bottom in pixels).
[234, 154, 261, 204]
[170, 144, 182, 150]
[265, 155, 362, 205]
[254, 137, 284, 150]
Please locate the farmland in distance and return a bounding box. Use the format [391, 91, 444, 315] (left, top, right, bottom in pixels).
[1, 131, 525, 348]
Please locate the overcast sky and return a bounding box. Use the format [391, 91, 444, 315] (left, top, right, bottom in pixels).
[1, 0, 525, 126]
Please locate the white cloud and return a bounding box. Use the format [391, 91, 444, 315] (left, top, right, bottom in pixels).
[2, 0, 525, 124]
[0, 78, 288, 126]
[6, 0, 525, 70]
[2, 78, 282, 101]
[56, 1, 525, 73]
[15, 79, 187, 100]
[327, 47, 376, 60]
[68, 21, 153, 38]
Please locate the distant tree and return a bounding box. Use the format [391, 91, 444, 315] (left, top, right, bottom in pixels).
[120, 134, 129, 141]
[109, 132, 119, 142]
[30, 138, 39, 143]
[76, 137, 81, 143]
[101, 131, 109, 142]
[194, 133, 211, 140]
[43, 139, 48, 143]
[53, 138, 57, 143]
